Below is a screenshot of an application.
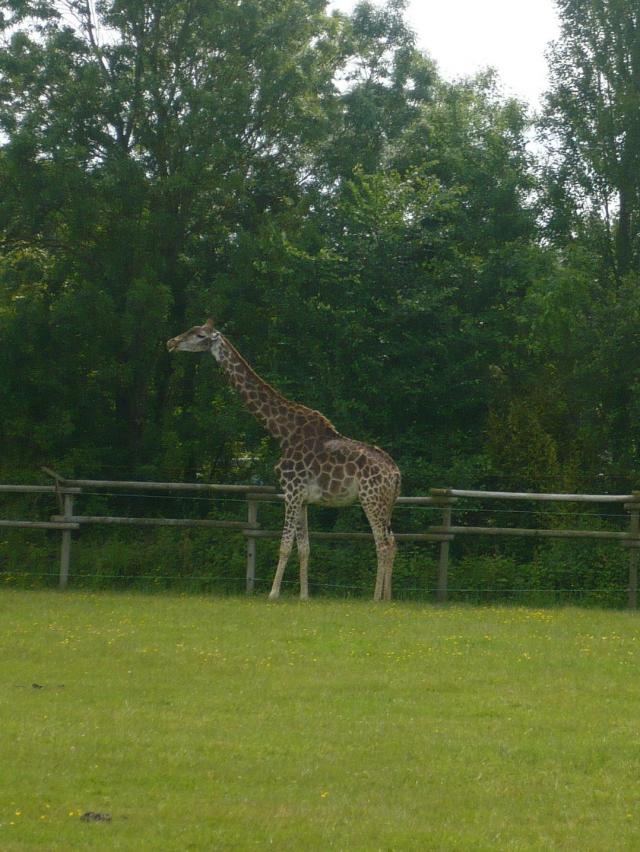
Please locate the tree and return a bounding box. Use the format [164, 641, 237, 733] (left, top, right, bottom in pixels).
[542, 0, 640, 279]
[227, 75, 541, 489]
[520, 0, 640, 484]
[0, 0, 348, 475]
[320, 0, 436, 181]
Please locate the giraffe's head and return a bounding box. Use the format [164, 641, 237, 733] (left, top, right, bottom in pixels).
[167, 318, 219, 353]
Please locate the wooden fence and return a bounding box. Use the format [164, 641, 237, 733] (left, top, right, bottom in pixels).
[1, 471, 639, 607]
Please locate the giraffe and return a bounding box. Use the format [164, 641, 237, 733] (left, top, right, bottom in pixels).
[167, 319, 401, 601]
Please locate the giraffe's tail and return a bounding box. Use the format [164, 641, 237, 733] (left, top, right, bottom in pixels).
[388, 468, 401, 523]
[393, 468, 402, 502]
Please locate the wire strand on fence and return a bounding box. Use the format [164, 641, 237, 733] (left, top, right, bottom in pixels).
[36, 489, 632, 521]
[1, 572, 628, 595]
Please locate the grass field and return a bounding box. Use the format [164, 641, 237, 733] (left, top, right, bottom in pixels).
[1, 590, 640, 850]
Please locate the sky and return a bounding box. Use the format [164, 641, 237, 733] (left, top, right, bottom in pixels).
[329, 0, 561, 108]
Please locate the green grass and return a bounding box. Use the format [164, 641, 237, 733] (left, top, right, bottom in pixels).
[1, 591, 640, 850]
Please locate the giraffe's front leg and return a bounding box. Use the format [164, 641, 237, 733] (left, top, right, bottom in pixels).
[269, 496, 303, 600]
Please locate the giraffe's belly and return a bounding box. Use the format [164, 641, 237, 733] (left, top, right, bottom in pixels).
[306, 477, 359, 507]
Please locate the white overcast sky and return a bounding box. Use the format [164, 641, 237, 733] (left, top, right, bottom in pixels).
[329, 0, 561, 108]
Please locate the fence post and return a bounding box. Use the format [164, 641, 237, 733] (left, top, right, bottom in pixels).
[437, 505, 452, 603]
[430, 489, 455, 603]
[59, 492, 74, 589]
[246, 499, 258, 594]
[627, 493, 640, 610]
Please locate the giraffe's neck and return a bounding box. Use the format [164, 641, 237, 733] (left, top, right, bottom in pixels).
[210, 334, 337, 443]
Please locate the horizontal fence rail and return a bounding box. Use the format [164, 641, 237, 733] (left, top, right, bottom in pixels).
[49, 479, 276, 494]
[432, 525, 632, 540]
[442, 488, 636, 502]
[0, 519, 79, 530]
[51, 515, 256, 529]
[1, 473, 639, 606]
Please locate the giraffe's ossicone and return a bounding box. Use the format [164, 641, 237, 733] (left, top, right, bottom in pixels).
[167, 319, 401, 600]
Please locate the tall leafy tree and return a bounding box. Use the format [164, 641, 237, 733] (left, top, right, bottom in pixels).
[224, 75, 541, 489]
[543, 0, 640, 279]
[0, 0, 347, 474]
[519, 0, 640, 485]
[321, 0, 436, 181]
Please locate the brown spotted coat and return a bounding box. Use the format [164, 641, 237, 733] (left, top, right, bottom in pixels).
[167, 320, 401, 600]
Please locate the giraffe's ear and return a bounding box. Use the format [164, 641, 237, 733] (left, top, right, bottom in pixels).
[204, 318, 215, 331]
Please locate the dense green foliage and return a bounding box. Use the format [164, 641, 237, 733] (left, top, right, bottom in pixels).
[3, 0, 638, 489]
[2, 0, 640, 594]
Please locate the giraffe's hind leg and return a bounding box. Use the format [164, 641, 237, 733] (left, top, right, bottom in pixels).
[296, 504, 310, 600]
[378, 527, 397, 601]
[362, 495, 397, 602]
